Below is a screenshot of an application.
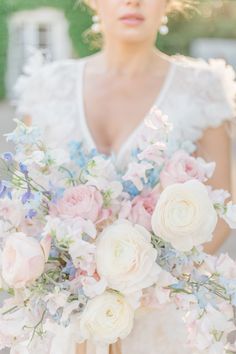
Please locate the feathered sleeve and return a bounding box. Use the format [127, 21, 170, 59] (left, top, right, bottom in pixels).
[172, 54, 236, 145]
[200, 57, 236, 128]
[12, 50, 80, 148]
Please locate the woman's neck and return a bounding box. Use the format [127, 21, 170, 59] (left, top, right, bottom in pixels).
[99, 42, 164, 77]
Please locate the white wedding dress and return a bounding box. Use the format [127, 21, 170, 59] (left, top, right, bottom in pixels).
[14, 52, 236, 354]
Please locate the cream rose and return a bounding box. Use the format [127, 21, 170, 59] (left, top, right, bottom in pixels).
[96, 220, 160, 294]
[80, 291, 134, 343]
[151, 180, 217, 251]
[2, 233, 46, 288]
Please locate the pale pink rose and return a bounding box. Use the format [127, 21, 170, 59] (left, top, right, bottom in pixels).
[2, 233, 46, 288]
[160, 151, 215, 188]
[128, 190, 159, 231]
[96, 208, 112, 225]
[54, 185, 104, 222]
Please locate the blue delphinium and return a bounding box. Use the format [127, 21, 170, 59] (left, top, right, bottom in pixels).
[68, 141, 87, 168]
[62, 260, 77, 279]
[2, 152, 14, 162]
[26, 209, 37, 219]
[0, 180, 12, 199]
[21, 189, 34, 204]
[122, 180, 140, 198]
[145, 167, 161, 189]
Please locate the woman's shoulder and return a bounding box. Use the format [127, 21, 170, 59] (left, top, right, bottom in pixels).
[172, 53, 236, 124]
[172, 53, 235, 89]
[14, 52, 85, 116]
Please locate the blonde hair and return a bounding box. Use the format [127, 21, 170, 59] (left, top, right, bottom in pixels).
[82, 0, 198, 15]
[80, 0, 198, 49]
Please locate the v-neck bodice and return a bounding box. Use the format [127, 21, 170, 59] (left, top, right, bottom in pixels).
[14, 52, 236, 171]
[76, 57, 177, 166]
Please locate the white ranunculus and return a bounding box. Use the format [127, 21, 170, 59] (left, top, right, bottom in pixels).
[96, 220, 160, 294]
[151, 180, 218, 252]
[80, 291, 134, 344]
[2, 232, 46, 288]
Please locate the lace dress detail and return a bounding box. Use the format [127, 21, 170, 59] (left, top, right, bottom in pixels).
[14, 52, 236, 159]
[14, 54, 80, 149]
[13, 52, 236, 354]
[161, 54, 236, 151]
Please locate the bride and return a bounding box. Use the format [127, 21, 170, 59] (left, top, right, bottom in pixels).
[15, 0, 236, 353]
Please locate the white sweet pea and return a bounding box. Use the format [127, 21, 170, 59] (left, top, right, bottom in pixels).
[185, 304, 233, 352]
[155, 270, 177, 304]
[87, 177, 123, 199]
[0, 197, 24, 228]
[23, 148, 69, 167]
[0, 308, 28, 347]
[197, 157, 215, 179]
[80, 276, 107, 298]
[137, 142, 166, 164]
[45, 317, 83, 354]
[44, 216, 96, 242]
[123, 162, 153, 191]
[151, 180, 218, 251]
[207, 187, 230, 206]
[80, 291, 134, 344]
[44, 289, 70, 316]
[69, 238, 96, 275]
[222, 202, 236, 228]
[96, 220, 160, 294]
[10, 342, 30, 354]
[86, 156, 118, 186]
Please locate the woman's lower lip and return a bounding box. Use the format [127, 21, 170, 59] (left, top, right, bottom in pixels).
[119, 18, 144, 26]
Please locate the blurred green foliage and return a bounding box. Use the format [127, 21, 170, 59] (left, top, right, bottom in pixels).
[0, 0, 235, 99]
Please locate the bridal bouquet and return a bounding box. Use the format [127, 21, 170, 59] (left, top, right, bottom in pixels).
[1, 108, 236, 354]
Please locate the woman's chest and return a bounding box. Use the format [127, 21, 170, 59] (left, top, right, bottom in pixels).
[82, 72, 170, 155]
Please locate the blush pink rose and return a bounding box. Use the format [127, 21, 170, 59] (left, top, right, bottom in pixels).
[160, 150, 215, 188]
[128, 190, 159, 231]
[2, 233, 46, 288]
[54, 185, 104, 222]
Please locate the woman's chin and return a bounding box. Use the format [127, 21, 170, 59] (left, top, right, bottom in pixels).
[115, 31, 149, 44]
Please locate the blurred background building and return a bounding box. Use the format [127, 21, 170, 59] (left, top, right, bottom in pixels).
[0, 0, 235, 254]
